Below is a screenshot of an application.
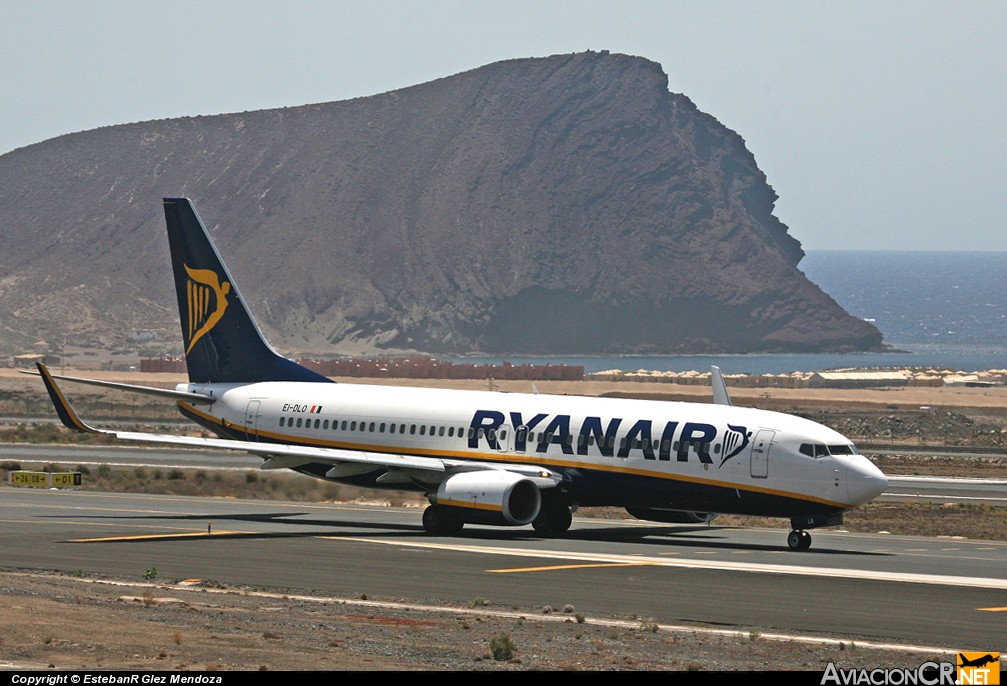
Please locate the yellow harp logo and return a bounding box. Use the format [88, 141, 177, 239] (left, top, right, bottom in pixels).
[184, 265, 231, 355]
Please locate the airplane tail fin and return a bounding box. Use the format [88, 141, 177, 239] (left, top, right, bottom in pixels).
[163, 198, 331, 384]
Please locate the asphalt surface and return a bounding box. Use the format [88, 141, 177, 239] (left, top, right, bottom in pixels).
[1, 486, 1004, 652]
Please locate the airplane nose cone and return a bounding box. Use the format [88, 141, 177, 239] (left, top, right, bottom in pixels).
[847, 459, 888, 505]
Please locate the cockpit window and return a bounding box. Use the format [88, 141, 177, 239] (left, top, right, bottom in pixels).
[800, 443, 831, 458]
[828, 444, 854, 455]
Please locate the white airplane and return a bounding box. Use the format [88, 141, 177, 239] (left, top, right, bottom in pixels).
[33, 198, 887, 550]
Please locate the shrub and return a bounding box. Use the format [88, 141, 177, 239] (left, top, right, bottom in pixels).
[490, 633, 516, 661]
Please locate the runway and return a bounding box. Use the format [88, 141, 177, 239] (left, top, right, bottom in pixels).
[0, 487, 1003, 652]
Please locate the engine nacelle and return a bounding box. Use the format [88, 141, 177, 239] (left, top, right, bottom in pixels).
[625, 506, 717, 524]
[432, 471, 541, 526]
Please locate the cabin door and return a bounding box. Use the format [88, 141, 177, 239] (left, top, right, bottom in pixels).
[494, 424, 513, 453]
[750, 429, 775, 478]
[243, 400, 261, 442]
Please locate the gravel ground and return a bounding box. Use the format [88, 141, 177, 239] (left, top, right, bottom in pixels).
[0, 570, 952, 672]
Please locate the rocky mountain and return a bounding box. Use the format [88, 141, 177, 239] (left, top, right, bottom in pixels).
[0, 51, 882, 357]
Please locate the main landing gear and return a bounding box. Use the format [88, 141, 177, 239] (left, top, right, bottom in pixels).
[532, 502, 573, 535]
[422, 504, 464, 535]
[787, 529, 812, 551]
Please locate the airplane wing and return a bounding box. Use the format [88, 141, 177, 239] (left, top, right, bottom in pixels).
[710, 365, 732, 406]
[19, 368, 215, 403]
[35, 363, 560, 488]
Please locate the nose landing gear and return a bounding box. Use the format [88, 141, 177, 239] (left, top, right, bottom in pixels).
[787, 529, 812, 550]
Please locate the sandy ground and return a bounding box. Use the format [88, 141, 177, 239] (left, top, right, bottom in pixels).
[0, 571, 951, 672]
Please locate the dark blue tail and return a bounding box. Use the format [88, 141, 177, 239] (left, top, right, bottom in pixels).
[163, 198, 332, 384]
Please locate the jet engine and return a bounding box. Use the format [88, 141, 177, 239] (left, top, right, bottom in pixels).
[431, 470, 541, 526]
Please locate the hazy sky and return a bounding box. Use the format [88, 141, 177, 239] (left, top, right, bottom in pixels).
[3, 1, 1004, 250]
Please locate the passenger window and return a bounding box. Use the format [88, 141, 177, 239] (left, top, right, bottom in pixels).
[420, 425, 426, 436]
[369, 422, 375, 432]
[279, 417, 285, 427]
[323, 419, 329, 430]
[448, 427, 454, 437]
[411, 425, 417, 435]
[714, 443, 721, 454]
[439, 426, 445, 437]
[379, 423, 385, 432]
[296, 418, 303, 428]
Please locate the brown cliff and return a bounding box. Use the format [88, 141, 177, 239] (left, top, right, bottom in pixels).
[0, 51, 882, 356]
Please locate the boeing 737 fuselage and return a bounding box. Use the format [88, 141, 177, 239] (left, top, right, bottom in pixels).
[33, 198, 887, 550]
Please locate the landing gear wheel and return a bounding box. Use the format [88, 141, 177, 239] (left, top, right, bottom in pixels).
[422, 505, 464, 535]
[787, 529, 812, 551]
[532, 504, 573, 535]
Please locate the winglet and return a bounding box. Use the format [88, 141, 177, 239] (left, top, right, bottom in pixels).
[711, 365, 732, 406]
[36, 363, 101, 433]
